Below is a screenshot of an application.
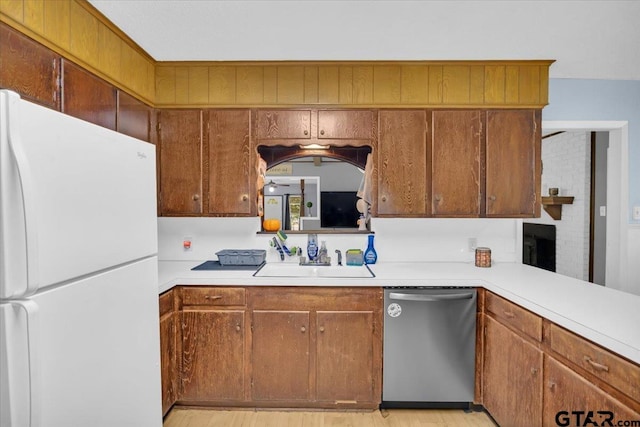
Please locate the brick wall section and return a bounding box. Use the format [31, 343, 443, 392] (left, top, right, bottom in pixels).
[530, 131, 591, 280]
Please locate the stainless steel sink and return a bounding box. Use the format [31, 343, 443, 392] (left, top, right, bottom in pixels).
[253, 263, 375, 278]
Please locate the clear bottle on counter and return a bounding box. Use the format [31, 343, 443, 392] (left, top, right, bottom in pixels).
[319, 240, 328, 263]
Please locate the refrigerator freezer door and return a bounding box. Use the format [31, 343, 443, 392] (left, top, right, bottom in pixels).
[0, 91, 157, 298]
[0, 257, 162, 427]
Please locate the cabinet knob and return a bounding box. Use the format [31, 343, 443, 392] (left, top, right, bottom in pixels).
[434, 195, 441, 202]
[381, 196, 387, 202]
[242, 194, 248, 202]
[304, 130, 308, 135]
[300, 326, 306, 333]
[548, 381, 556, 391]
[320, 130, 325, 135]
[489, 195, 496, 201]
[193, 194, 200, 201]
[531, 367, 538, 375]
[236, 324, 241, 332]
[319, 326, 325, 333]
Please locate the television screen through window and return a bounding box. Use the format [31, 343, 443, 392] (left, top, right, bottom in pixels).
[320, 191, 359, 228]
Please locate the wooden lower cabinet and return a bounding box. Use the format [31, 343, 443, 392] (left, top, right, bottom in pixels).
[180, 310, 246, 401]
[159, 291, 177, 416]
[543, 356, 640, 427]
[171, 286, 382, 409]
[483, 315, 543, 427]
[316, 311, 376, 403]
[251, 310, 311, 401]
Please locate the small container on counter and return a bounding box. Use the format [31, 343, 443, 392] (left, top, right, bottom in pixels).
[475, 247, 492, 268]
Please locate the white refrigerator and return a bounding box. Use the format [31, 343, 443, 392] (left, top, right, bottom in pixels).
[0, 90, 162, 427]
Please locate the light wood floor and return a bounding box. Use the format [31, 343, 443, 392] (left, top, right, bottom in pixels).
[163, 408, 497, 427]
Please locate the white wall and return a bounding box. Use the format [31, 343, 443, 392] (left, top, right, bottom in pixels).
[529, 132, 591, 281]
[158, 217, 520, 264]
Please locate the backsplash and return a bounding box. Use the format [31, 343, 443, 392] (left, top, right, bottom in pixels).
[158, 217, 522, 264]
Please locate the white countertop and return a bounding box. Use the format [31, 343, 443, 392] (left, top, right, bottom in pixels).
[158, 260, 640, 365]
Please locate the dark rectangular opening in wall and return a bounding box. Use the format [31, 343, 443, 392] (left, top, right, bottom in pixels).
[523, 223, 556, 272]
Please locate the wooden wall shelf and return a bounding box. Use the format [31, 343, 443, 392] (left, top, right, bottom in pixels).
[541, 196, 574, 220]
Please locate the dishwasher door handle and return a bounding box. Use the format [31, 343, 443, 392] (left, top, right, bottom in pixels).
[389, 291, 475, 302]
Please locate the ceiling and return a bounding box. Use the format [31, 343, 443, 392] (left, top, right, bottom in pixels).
[88, 0, 640, 81]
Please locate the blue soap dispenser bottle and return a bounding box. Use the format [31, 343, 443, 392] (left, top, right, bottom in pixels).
[364, 234, 377, 264]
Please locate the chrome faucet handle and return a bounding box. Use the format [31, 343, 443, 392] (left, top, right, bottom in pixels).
[335, 250, 343, 266]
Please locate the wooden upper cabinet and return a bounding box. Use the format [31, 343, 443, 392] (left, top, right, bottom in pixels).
[62, 60, 116, 130]
[207, 110, 253, 215]
[431, 110, 482, 217]
[377, 110, 428, 216]
[116, 91, 151, 142]
[0, 22, 60, 110]
[158, 110, 203, 215]
[485, 110, 541, 217]
[255, 110, 311, 139]
[483, 315, 543, 427]
[317, 110, 374, 139]
[251, 310, 311, 401]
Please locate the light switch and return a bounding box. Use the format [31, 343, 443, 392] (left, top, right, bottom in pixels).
[633, 206, 640, 220]
[600, 206, 606, 217]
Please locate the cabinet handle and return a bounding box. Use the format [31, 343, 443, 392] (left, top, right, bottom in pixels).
[434, 195, 441, 202]
[204, 295, 222, 301]
[320, 130, 325, 135]
[304, 130, 308, 135]
[502, 310, 515, 318]
[489, 195, 496, 201]
[381, 196, 387, 202]
[531, 367, 538, 375]
[319, 326, 325, 333]
[300, 326, 306, 333]
[548, 381, 556, 391]
[236, 324, 241, 332]
[193, 194, 200, 201]
[584, 356, 609, 372]
[242, 194, 248, 201]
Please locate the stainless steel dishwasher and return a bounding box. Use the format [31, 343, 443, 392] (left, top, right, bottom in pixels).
[382, 287, 477, 408]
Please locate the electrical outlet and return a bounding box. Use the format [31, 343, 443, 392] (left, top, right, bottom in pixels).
[183, 236, 193, 251]
[468, 238, 477, 252]
[633, 206, 640, 220]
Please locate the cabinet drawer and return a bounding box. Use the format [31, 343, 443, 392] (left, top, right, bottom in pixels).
[548, 323, 640, 403]
[485, 292, 542, 342]
[159, 290, 174, 317]
[181, 287, 246, 306]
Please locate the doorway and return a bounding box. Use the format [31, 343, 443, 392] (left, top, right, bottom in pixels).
[541, 121, 629, 292]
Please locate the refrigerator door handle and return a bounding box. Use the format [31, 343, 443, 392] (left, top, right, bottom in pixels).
[6, 92, 40, 297]
[6, 300, 41, 427]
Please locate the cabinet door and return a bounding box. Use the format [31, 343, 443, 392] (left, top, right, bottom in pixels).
[317, 110, 374, 139]
[0, 22, 60, 110]
[62, 60, 116, 130]
[431, 110, 482, 216]
[117, 91, 151, 142]
[255, 110, 311, 139]
[181, 310, 245, 401]
[316, 311, 376, 403]
[486, 110, 541, 217]
[158, 110, 203, 215]
[160, 312, 176, 414]
[543, 357, 640, 427]
[251, 310, 310, 401]
[378, 110, 428, 216]
[207, 110, 253, 215]
[484, 316, 543, 427]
